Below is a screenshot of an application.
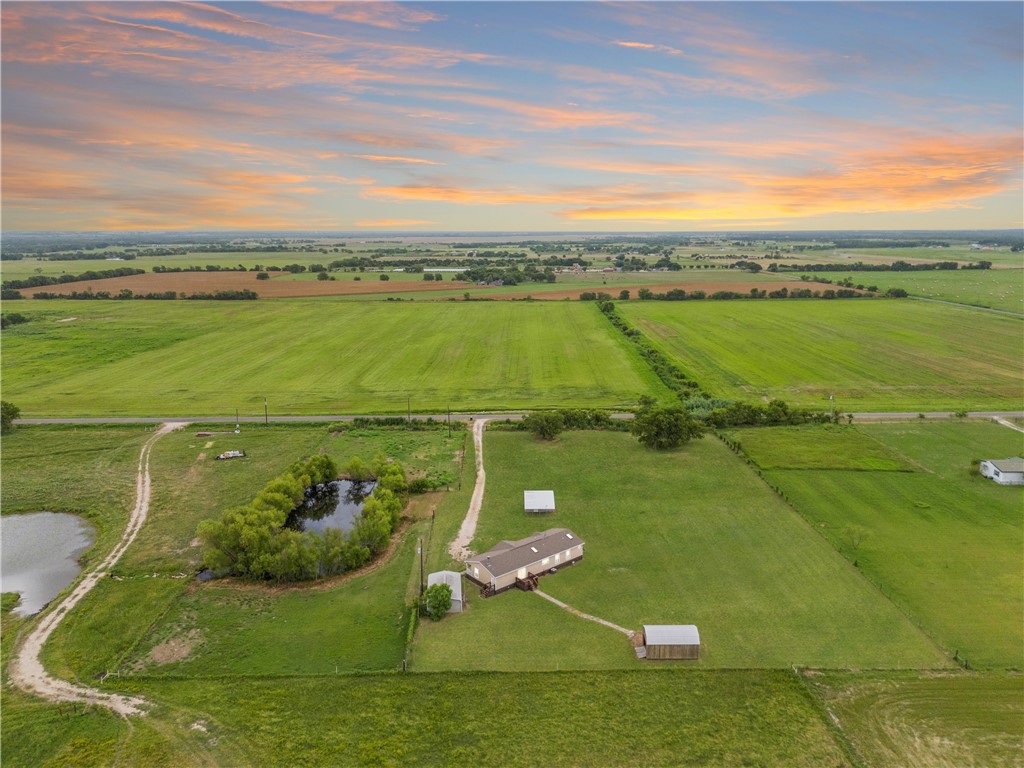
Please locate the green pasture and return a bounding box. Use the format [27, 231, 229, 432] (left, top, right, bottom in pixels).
[825, 268, 1024, 313]
[413, 430, 947, 671]
[1, 670, 849, 767]
[1, 300, 670, 416]
[30, 423, 465, 681]
[807, 671, 1024, 768]
[729, 424, 917, 471]
[837, 245, 1023, 267]
[620, 299, 1024, 411]
[733, 421, 1024, 668]
[0, 425, 149, 563]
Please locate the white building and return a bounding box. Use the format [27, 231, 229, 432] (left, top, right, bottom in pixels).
[980, 458, 1024, 486]
[524, 490, 555, 514]
[426, 570, 464, 613]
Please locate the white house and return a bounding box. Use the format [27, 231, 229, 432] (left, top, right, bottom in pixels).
[465, 528, 584, 595]
[980, 458, 1024, 486]
[524, 490, 555, 514]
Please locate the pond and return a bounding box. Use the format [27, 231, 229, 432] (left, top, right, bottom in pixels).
[286, 480, 376, 534]
[1, 512, 95, 617]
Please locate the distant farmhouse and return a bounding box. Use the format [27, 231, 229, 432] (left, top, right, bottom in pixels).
[465, 528, 583, 596]
[426, 570, 464, 613]
[979, 458, 1024, 486]
[524, 490, 555, 514]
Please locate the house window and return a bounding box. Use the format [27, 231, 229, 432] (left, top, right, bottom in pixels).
[555, 553, 560, 563]
[473, 567, 479, 577]
[542, 558, 549, 565]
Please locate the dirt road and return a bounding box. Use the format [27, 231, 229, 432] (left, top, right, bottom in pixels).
[448, 418, 489, 561]
[8, 422, 186, 717]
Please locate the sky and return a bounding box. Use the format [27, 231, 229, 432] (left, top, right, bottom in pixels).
[2, 1, 1022, 232]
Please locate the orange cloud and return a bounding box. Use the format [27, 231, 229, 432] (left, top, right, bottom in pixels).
[352, 154, 444, 166]
[273, 2, 443, 31]
[354, 218, 434, 227]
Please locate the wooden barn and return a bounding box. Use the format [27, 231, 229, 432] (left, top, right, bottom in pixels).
[643, 625, 701, 660]
[524, 490, 555, 514]
[465, 528, 584, 596]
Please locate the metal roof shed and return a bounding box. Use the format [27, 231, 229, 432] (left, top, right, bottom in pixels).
[524, 490, 555, 514]
[643, 624, 700, 660]
[427, 570, 464, 613]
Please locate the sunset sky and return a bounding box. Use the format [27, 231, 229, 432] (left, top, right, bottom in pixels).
[2, 1, 1021, 232]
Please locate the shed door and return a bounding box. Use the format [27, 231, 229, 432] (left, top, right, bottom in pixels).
[517, 567, 526, 579]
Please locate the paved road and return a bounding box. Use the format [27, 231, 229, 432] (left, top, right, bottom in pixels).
[16, 410, 1024, 426]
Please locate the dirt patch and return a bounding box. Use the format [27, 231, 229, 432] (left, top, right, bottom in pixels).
[197, 452, 206, 461]
[148, 629, 203, 665]
[56, 316, 78, 322]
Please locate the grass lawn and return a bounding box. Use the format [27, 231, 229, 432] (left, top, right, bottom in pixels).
[414, 430, 947, 671]
[1, 300, 670, 416]
[806, 671, 1024, 768]
[620, 299, 1023, 411]
[729, 424, 916, 471]
[732, 421, 1024, 668]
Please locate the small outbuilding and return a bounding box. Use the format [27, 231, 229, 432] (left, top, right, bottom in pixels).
[643, 624, 700, 660]
[524, 490, 556, 514]
[980, 458, 1024, 486]
[426, 570, 464, 613]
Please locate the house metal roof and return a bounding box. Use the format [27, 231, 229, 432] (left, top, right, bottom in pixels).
[468, 528, 583, 578]
[644, 625, 700, 646]
[524, 490, 555, 510]
[987, 457, 1024, 473]
[427, 570, 463, 603]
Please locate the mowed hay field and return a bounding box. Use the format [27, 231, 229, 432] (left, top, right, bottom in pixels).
[620, 299, 1024, 411]
[413, 430, 948, 671]
[807, 671, 1024, 768]
[1, 301, 670, 416]
[733, 421, 1023, 669]
[827, 268, 1024, 314]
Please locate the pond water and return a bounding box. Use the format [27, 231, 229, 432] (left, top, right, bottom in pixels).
[1, 512, 95, 616]
[286, 480, 376, 534]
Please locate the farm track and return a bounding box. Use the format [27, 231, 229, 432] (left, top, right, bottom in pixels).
[8, 422, 187, 717]
[448, 418, 489, 561]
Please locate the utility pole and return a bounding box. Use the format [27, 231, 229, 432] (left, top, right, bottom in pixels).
[407, 396, 411, 423]
[447, 404, 451, 439]
[264, 397, 269, 425]
[418, 537, 424, 595]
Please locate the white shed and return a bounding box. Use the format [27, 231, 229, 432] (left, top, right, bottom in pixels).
[980, 458, 1024, 486]
[426, 570, 464, 613]
[524, 490, 555, 514]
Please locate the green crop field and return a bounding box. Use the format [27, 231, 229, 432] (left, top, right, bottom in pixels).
[1, 300, 671, 416]
[413, 430, 947, 671]
[807, 671, 1024, 768]
[620, 299, 1024, 411]
[825, 268, 1024, 313]
[729, 421, 1024, 668]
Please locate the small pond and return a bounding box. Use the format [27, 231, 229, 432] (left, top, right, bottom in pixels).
[286, 480, 376, 534]
[1, 512, 95, 616]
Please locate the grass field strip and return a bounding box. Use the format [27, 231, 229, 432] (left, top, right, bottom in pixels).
[533, 590, 634, 636]
[9, 422, 186, 717]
